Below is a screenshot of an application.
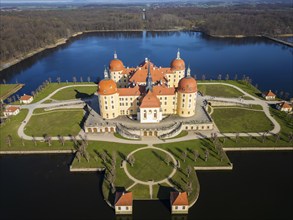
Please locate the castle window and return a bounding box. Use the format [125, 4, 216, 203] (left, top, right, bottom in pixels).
[112, 113, 115, 117]
[182, 111, 184, 114]
[160, 97, 162, 100]
[105, 106, 108, 110]
[183, 94, 185, 97]
[183, 206, 185, 209]
[125, 98, 128, 101]
[173, 102, 175, 105]
[111, 101, 114, 104]
[106, 113, 109, 118]
[188, 111, 190, 114]
[165, 97, 167, 100]
[112, 106, 114, 109]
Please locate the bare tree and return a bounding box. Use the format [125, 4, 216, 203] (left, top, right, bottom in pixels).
[165, 154, 171, 165]
[275, 133, 280, 143]
[59, 135, 65, 146]
[80, 76, 83, 83]
[217, 74, 222, 80]
[186, 165, 193, 178]
[225, 74, 229, 80]
[87, 76, 91, 83]
[181, 151, 187, 163]
[73, 76, 77, 84]
[128, 155, 135, 167]
[112, 151, 117, 167]
[57, 77, 61, 84]
[6, 135, 12, 147]
[204, 149, 209, 162]
[234, 74, 238, 81]
[100, 152, 107, 163]
[32, 135, 37, 146]
[76, 151, 82, 162]
[44, 134, 52, 146]
[201, 74, 206, 81]
[192, 149, 199, 162]
[186, 181, 193, 196]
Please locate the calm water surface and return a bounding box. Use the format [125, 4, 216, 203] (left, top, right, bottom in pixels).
[0, 31, 292, 96]
[0, 151, 292, 220]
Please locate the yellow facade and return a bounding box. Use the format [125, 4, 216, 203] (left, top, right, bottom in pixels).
[98, 93, 119, 119]
[118, 95, 140, 115]
[177, 92, 196, 117]
[166, 70, 185, 88]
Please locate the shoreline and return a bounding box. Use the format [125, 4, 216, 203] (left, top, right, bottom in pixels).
[1, 29, 292, 72]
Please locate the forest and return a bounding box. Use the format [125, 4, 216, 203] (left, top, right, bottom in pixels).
[0, 4, 292, 67]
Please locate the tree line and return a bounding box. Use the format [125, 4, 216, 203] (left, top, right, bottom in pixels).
[0, 4, 292, 67]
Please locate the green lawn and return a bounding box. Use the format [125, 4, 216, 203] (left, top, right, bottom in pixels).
[155, 139, 231, 204]
[165, 130, 188, 140]
[25, 110, 84, 136]
[51, 86, 97, 100]
[0, 109, 76, 151]
[31, 82, 95, 103]
[222, 107, 293, 148]
[127, 149, 174, 182]
[198, 80, 261, 99]
[198, 84, 244, 98]
[131, 184, 151, 199]
[212, 108, 274, 133]
[0, 84, 23, 100]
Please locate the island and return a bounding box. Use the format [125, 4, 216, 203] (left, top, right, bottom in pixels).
[0, 50, 292, 216]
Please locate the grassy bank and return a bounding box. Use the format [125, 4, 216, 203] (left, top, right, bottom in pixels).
[212, 108, 274, 133]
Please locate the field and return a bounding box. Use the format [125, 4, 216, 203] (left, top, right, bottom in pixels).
[51, 86, 97, 100]
[212, 108, 274, 133]
[25, 110, 84, 136]
[198, 84, 244, 98]
[0, 84, 24, 100]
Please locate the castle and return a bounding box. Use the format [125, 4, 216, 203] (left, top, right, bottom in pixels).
[97, 50, 197, 123]
[84, 50, 213, 139]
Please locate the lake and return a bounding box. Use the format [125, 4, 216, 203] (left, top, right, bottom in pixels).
[0, 151, 292, 220]
[0, 31, 293, 219]
[0, 31, 292, 97]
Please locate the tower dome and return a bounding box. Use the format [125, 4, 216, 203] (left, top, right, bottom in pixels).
[98, 79, 117, 95]
[170, 49, 185, 71]
[178, 77, 197, 93]
[109, 51, 124, 71]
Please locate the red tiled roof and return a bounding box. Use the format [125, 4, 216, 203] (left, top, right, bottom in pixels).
[278, 102, 292, 109]
[129, 68, 167, 83]
[263, 90, 276, 97]
[153, 85, 175, 96]
[20, 94, 32, 100]
[122, 68, 135, 75]
[140, 90, 161, 108]
[115, 192, 133, 206]
[5, 106, 19, 112]
[118, 86, 141, 96]
[170, 192, 189, 206]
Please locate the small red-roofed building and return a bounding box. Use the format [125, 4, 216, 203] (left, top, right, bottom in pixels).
[138, 90, 162, 123]
[170, 191, 189, 214]
[276, 102, 292, 112]
[262, 90, 276, 100]
[20, 94, 33, 104]
[3, 106, 20, 117]
[114, 192, 133, 215]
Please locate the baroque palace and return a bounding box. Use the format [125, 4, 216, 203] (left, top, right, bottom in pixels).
[84, 50, 213, 139]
